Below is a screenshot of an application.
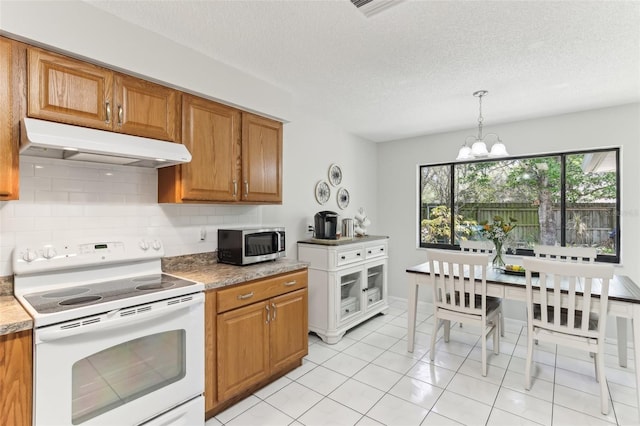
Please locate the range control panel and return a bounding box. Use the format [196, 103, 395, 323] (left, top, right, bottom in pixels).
[13, 238, 164, 275]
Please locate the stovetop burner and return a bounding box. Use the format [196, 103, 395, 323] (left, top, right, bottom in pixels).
[23, 273, 198, 315]
[136, 282, 176, 291]
[59, 295, 103, 306]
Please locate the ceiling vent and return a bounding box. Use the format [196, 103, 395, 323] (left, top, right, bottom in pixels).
[350, 0, 405, 17]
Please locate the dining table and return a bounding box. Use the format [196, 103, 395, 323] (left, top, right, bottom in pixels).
[406, 261, 640, 417]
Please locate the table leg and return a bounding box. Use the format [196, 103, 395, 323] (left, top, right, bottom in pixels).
[407, 274, 419, 353]
[617, 316, 628, 368]
[631, 306, 640, 419]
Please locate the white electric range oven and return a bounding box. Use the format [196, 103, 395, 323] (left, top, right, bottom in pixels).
[13, 237, 205, 426]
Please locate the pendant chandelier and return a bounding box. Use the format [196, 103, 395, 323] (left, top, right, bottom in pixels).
[456, 90, 508, 161]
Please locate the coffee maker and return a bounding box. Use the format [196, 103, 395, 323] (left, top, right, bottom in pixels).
[314, 211, 338, 239]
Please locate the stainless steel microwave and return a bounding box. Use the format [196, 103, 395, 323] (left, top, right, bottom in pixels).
[217, 227, 286, 265]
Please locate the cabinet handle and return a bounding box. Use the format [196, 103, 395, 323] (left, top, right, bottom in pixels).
[244, 181, 249, 197]
[357, 252, 361, 256]
[368, 250, 372, 254]
[284, 280, 297, 286]
[380, 248, 384, 252]
[272, 302, 276, 320]
[105, 101, 111, 124]
[362, 288, 368, 292]
[237, 292, 254, 300]
[117, 105, 123, 126]
[232, 180, 237, 196]
[265, 304, 270, 323]
[340, 256, 346, 260]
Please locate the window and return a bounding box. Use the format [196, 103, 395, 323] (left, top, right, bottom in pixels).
[419, 148, 620, 263]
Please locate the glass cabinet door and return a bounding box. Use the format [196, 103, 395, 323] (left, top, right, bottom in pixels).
[365, 262, 385, 310]
[338, 269, 362, 323]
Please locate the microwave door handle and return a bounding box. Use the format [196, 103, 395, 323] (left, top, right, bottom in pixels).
[37, 296, 203, 342]
[275, 231, 282, 252]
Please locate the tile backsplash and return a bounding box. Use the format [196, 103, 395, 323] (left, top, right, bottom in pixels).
[0, 157, 261, 276]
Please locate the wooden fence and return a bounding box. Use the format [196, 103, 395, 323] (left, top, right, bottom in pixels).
[422, 202, 616, 248]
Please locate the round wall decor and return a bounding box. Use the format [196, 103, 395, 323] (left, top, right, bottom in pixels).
[328, 164, 343, 187]
[337, 187, 350, 209]
[315, 180, 330, 205]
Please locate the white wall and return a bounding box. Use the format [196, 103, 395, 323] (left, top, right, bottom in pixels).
[377, 103, 640, 322]
[263, 112, 379, 257]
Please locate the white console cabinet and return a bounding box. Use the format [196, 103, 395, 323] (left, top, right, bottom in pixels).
[298, 236, 389, 344]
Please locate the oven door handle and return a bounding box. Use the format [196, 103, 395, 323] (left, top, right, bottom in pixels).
[37, 295, 203, 343]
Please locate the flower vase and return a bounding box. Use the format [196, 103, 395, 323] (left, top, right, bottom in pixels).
[492, 240, 505, 269]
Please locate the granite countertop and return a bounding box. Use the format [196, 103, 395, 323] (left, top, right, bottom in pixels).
[0, 296, 33, 336]
[163, 256, 309, 291]
[0, 254, 308, 336]
[298, 234, 388, 246]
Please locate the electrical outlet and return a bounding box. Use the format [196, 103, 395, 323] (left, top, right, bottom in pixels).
[307, 224, 314, 233]
[200, 227, 206, 241]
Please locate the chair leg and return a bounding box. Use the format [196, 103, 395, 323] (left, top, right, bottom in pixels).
[593, 352, 599, 382]
[430, 318, 439, 361]
[444, 320, 451, 343]
[500, 312, 505, 337]
[493, 321, 499, 355]
[525, 332, 534, 390]
[482, 330, 488, 377]
[595, 351, 609, 414]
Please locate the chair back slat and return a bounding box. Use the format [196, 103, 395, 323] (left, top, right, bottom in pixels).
[567, 277, 576, 330]
[523, 257, 613, 339]
[534, 245, 597, 263]
[427, 249, 489, 316]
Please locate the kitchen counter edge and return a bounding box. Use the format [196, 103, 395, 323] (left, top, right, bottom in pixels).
[298, 235, 388, 246]
[0, 296, 33, 336]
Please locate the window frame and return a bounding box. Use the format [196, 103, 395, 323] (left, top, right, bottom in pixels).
[418, 147, 620, 264]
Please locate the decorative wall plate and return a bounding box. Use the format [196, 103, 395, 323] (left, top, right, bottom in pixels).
[328, 164, 343, 187]
[315, 180, 330, 205]
[337, 187, 350, 210]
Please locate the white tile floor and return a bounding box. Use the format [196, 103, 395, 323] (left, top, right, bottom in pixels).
[205, 298, 639, 426]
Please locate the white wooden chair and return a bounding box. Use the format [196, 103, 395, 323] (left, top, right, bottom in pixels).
[522, 257, 614, 414]
[460, 239, 495, 254]
[427, 249, 502, 376]
[460, 240, 504, 336]
[533, 244, 597, 263]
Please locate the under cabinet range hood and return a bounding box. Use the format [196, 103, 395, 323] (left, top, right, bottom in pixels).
[20, 118, 192, 168]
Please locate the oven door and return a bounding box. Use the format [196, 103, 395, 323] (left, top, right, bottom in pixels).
[33, 292, 204, 426]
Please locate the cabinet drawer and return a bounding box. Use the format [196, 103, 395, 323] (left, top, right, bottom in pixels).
[365, 244, 387, 259]
[217, 269, 307, 313]
[336, 249, 364, 266]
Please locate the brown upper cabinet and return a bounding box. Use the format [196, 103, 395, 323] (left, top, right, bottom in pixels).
[27, 47, 180, 142]
[158, 97, 282, 204]
[0, 37, 22, 201]
[241, 113, 283, 203]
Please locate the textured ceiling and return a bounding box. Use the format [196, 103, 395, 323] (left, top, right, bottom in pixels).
[84, 0, 640, 142]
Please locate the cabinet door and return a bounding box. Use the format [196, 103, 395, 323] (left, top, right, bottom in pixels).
[0, 37, 20, 200]
[0, 330, 32, 426]
[204, 292, 218, 413]
[270, 289, 309, 372]
[217, 300, 269, 401]
[180, 95, 241, 201]
[27, 47, 113, 130]
[337, 266, 364, 326]
[241, 113, 282, 203]
[113, 73, 180, 141]
[365, 259, 386, 311]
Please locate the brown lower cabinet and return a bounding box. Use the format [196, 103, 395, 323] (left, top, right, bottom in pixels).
[0, 330, 32, 426]
[205, 269, 308, 417]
